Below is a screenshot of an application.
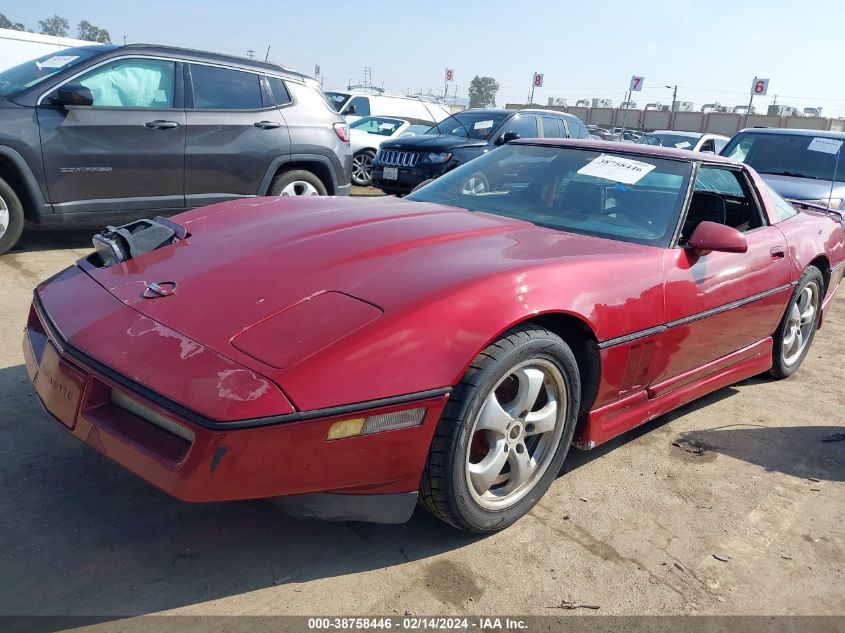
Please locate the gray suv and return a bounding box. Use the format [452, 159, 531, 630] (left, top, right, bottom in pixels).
[0, 44, 353, 254]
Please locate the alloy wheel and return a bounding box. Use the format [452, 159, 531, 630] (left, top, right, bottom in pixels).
[352, 154, 374, 186]
[465, 358, 567, 510]
[782, 282, 820, 367]
[0, 194, 8, 240]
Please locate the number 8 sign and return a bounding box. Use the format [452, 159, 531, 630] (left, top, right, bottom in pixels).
[750, 77, 769, 96]
[533, 73, 544, 87]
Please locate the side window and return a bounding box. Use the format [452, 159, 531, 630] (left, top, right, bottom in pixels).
[541, 116, 565, 138]
[267, 76, 291, 106]
[191, 65, 263, 110]
[505, 114, 538, 139]
[692, 166, 765, 234]
[714, 138, 727, 154]
[75, 58, 175, 108]
[765, 184, 799, 222]
[347, 96, 371, 117]
[698, 139, 716, 153]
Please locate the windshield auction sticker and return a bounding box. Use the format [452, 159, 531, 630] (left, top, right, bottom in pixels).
[807, 137, 843, 155]
[577, 154, 656, 185]
[35, 55, 79, 69]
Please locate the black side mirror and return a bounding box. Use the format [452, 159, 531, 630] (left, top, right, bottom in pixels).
[496, 131, 520, 145]
[345, 104, 356, 115]
[48, 83, 94, 108]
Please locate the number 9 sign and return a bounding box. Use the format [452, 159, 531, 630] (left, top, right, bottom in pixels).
[750, 78, 769, 96]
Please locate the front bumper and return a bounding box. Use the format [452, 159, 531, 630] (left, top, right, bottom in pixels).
[371, 162, 449, 195]
[23, 298, 448, 516]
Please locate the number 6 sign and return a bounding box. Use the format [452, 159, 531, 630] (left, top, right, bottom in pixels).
[533, 73, 544, 87]
[750, 78, 769, 96]
[630, 76, 644, 92]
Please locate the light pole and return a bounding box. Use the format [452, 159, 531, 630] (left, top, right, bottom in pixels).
[665, 85, 678, 112]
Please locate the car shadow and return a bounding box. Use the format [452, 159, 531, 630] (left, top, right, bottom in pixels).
[10, 229, 94, 253]
[0, 364, 481, 617]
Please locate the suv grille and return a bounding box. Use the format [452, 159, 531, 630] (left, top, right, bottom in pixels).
[376, 149, 421, 167]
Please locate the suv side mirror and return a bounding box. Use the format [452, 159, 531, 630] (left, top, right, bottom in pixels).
[687, 221, 748, 254]
[345, 104, 356, 115]
[48, 83, 94, 108]
[496, 131, 520, 146]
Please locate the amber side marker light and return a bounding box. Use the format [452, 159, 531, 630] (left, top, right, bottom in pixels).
[326, 408, 427, 440]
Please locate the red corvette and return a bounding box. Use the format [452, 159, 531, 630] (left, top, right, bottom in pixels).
[24, 140, 845, 532]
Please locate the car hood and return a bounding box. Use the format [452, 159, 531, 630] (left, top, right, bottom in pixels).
[759, 173, 845, 202]
[81, 196, 647, 374]
[380, 134, 487, 151]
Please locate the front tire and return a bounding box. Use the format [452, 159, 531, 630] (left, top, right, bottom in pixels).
[351, 150, 375, 186]
[0, 177, 25, 256]
[420, 324, 580, 533]
[269, 169, 327, 197]
[769, 265, 823, 378]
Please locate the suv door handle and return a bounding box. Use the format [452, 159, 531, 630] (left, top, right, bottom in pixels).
[145, 120, 181, 130]
[254, 120, 282, 129]
[770, 245, 785, 259]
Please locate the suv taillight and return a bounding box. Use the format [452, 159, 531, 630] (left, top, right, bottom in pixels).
[333, 122, 350, 142]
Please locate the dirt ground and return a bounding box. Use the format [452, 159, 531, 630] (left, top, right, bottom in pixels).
[0, 212, 843, 621]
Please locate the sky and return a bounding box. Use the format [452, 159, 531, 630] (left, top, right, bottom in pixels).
[6, 0, 845, 116]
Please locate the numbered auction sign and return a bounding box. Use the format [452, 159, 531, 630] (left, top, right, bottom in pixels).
[751, 78, 769, 96]
[445, 68, 454, 82]
[533, 73, 544, 87]
[630, 76, 644, 92]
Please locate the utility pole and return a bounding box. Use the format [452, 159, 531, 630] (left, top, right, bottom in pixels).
[620, 89, 632, 138]
[665, 84, 678, 112]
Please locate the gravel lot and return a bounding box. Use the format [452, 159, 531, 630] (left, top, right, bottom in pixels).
[1, 204, 843, 619]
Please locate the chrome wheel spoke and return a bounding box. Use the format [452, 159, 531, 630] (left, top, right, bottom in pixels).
[782, 281, 820, 367]
[476, 393, 512, 435]
[281, 181, 319, 196]
[525, 401, 557, 435]
[468, 441, 508, 495]
[506, 367, 545, 418]
[0, 196, 8, 238]
[503, 446, 533, 491]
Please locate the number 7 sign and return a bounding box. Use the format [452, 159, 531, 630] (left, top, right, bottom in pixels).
[630, 76, 644, 92]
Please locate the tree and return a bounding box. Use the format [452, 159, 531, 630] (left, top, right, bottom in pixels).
[78, 20, 111, 43]
[468, 76, 500, 108]
[38, 14, 70, 37]
[0, 14, 27, 31]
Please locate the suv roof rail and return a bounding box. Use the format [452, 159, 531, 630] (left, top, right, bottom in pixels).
[121, 43, 299, 75]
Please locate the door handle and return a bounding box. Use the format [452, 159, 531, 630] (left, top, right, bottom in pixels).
[254, 120, 282, 129]
[145, 120, 181, 129]
[770, 246, 785, 259]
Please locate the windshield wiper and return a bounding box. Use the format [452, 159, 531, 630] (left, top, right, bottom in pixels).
[759, 170, 820, 179]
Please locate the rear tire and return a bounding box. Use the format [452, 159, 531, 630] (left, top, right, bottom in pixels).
[769, 265, 823, 378]
[419, 324, 580, 533]
[0, 177, 25, 256]
[269, 169, 327, 197]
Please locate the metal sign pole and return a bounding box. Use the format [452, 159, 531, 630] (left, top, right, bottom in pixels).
[620, 89, 631, 138]
[529, 73, 536, 106]
[744, 94, 754, 129]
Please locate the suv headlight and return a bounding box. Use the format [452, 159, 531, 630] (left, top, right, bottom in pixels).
[421, 152, 452, 165]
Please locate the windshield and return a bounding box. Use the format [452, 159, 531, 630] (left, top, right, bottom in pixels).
[722, 132, 845, 183]
[636, 133, 699, 150]
[350, 116, 404, 136]
[407, 144, 693, 247]
[427, 111, 509, 140]
[324, 91, 351, 112]
[0, 48, 100, 97]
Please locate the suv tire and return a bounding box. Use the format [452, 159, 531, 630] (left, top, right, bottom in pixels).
[0, 177, 25, 256]
[269, 170, 327, 197]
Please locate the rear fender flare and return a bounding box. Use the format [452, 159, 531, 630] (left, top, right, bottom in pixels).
[258, 154, 339, 196]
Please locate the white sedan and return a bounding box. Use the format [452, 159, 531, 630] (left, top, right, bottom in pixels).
[635, 130, 730, 153]
[350, 116, 432, 186]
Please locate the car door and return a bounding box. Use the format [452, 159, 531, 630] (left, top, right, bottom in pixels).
[652, 163, 792, 395]
[38, 56, 185, 214]
[184, 63, 290, 207]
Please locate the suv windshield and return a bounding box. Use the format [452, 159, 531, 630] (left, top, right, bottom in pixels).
[408, 144, 692, 247]
[722, 132, 845, 183]
[0, 47, 100, 97]
[636, 133, 700, 149]
[325, 91, 351, 112]
[428, 111, 509, 140]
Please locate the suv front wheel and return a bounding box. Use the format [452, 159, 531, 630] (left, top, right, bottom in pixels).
[0, 177, 25, 256]
[269, 170, 327, 197]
